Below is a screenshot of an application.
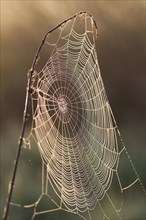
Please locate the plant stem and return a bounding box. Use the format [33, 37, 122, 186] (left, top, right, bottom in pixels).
[3, 11, 95, 220]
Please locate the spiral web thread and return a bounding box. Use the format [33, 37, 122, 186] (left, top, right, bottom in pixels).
[14, 12, 145, 220]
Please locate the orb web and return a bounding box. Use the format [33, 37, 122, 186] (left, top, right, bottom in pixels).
[9, 12, 145, 220]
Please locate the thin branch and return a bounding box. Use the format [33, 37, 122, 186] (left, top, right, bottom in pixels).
[3, 11, 98, 220]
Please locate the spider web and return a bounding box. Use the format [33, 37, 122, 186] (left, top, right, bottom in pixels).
[9, 12, 145, 220]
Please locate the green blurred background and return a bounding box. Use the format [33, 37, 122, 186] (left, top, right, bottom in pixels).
[1, 1, 145, 219]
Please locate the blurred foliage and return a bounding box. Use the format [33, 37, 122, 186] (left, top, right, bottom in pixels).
[1, 1, 145, 220]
